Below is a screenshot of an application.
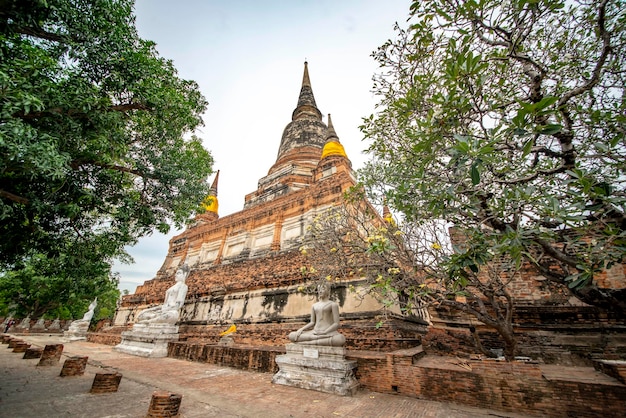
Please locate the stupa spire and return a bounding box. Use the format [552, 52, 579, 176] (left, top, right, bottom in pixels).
[302, 60, 312, 87]
[210, 170, 219, 195]
[202, 170, 219, 215]
[383, 199, 395, 226]
[292, 61, 322, 121]
[321, 114, 347, 159]
[326, 113, 339, 140]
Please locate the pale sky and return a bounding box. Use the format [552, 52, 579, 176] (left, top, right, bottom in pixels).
[113, 0, 412, 293]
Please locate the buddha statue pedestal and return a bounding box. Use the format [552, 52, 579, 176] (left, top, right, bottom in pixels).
[272, 343, 359, 396]
[114, 323, 180, 358]
[64, 320, 90, 341]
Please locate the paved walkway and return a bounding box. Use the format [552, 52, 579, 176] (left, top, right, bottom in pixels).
[1, 334, 532, 418]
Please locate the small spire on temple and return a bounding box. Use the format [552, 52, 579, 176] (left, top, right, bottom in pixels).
[210, 170, 220, 195]
[383, 199, 395, 226]
[321, 114, 347, 160]
[202, 170, 220, 215]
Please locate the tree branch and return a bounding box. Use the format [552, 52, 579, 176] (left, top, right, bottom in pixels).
[7, 24, 70, 43]
[70, 159, 147, 178]
[12, 103, 150, 120]
[532, 237, 579, 268]
[557, 0, 611, 108]
[0, 189, 29, 204]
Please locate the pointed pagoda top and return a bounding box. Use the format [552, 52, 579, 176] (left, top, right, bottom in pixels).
[202, 170, 219, 215]
[302, 61, 311, 87]
[321, 114, 348, 159]
[209, 170, 220, 196]
[382, 199, 395, 226]
[326, 113, 339, 140]
[292, 61, 322, 121]
[266, 61, 329, 182]
[383, 203, 391, 219]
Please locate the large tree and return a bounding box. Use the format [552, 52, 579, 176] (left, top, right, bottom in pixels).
[0, 0, 213, 272]
[302, 197, 519, 360]
[0, 248, 120, 320]
[361, 0, 626, 311]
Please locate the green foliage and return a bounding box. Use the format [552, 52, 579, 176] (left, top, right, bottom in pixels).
[361, 0, 626, 310]
[0, 0, 214, 271]
[0, 250, 120, 319]
[303, 200, 519, 359]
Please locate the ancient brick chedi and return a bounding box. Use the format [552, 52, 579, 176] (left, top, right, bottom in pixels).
[114, 62, 423, 350]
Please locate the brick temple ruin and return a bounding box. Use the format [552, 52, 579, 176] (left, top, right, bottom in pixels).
[107, 62, 424, 350]
[91, 62, 626, 416]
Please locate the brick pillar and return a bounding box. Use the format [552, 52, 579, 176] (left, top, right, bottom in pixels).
[90, 372, 123, 393]
[37, 344, 64, 366]
[60, 355, 89, 376]
[23, 347, 43, 359]
[214, 230, 228, 265]
[8, 338, 22, 348]
[271, 218, 284, 251]
[12, 341, 30, 353]
[146, 391, 183, 417]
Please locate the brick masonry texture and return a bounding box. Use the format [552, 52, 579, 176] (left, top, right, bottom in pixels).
[90, 371, 123, 393]
[59, 355, 88, 376]
[164, 342, 626, 417]
[37, 343, 63, 366]
[146, 391, 182, 417]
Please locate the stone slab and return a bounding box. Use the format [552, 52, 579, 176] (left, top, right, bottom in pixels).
[273, 343, 359, 396]
[114, 324, 180, 358]
[64, 321, 90, 341]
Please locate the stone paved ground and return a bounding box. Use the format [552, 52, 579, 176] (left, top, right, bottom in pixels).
[1, 335, 533, 418]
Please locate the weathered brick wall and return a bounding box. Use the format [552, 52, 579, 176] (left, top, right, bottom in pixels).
[355, 353, 626, 417]
[120, 170, 356, 309]
[596, 263, 626, 289]
[177, 318, 426, 351]
[409, 362, 625, 417]
[168, 342, 284, 373]
[87, 331, 123, 346]
[514, 305, 624, 326]
[185, 250, 307, 296]
[349, 351, 388, 390]
[165, 342, 626, 417]
[425, 306, 626, 364]
[447, 227, 626, 305]
[422, 327, 479, 358]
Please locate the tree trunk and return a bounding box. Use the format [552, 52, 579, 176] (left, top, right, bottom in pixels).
[498, 326, 517, 362]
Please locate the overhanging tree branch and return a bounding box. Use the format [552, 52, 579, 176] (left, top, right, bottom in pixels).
[557, 0, 611, 108]
[10, 24, 70, 43]
[0, 189, 29, 204]
[12, 103, 150, 120]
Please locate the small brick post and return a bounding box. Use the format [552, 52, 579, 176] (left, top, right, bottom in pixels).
[12, 341, 30, 353]
[23, 347, 43, 359]
[146, 391, 183, 417]
[60, 355, 89, 376]
[90, 372, 123, 393]
[37, 344, 64, 366]
[8, 338, 22, 349]
[2, 335, 12, 343]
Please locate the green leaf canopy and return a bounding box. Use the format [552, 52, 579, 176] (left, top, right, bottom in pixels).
[361, 0, 626, 310]
[0, 0, 214, 267]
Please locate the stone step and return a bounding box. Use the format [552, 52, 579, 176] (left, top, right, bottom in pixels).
[593, 359, 626, 384]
